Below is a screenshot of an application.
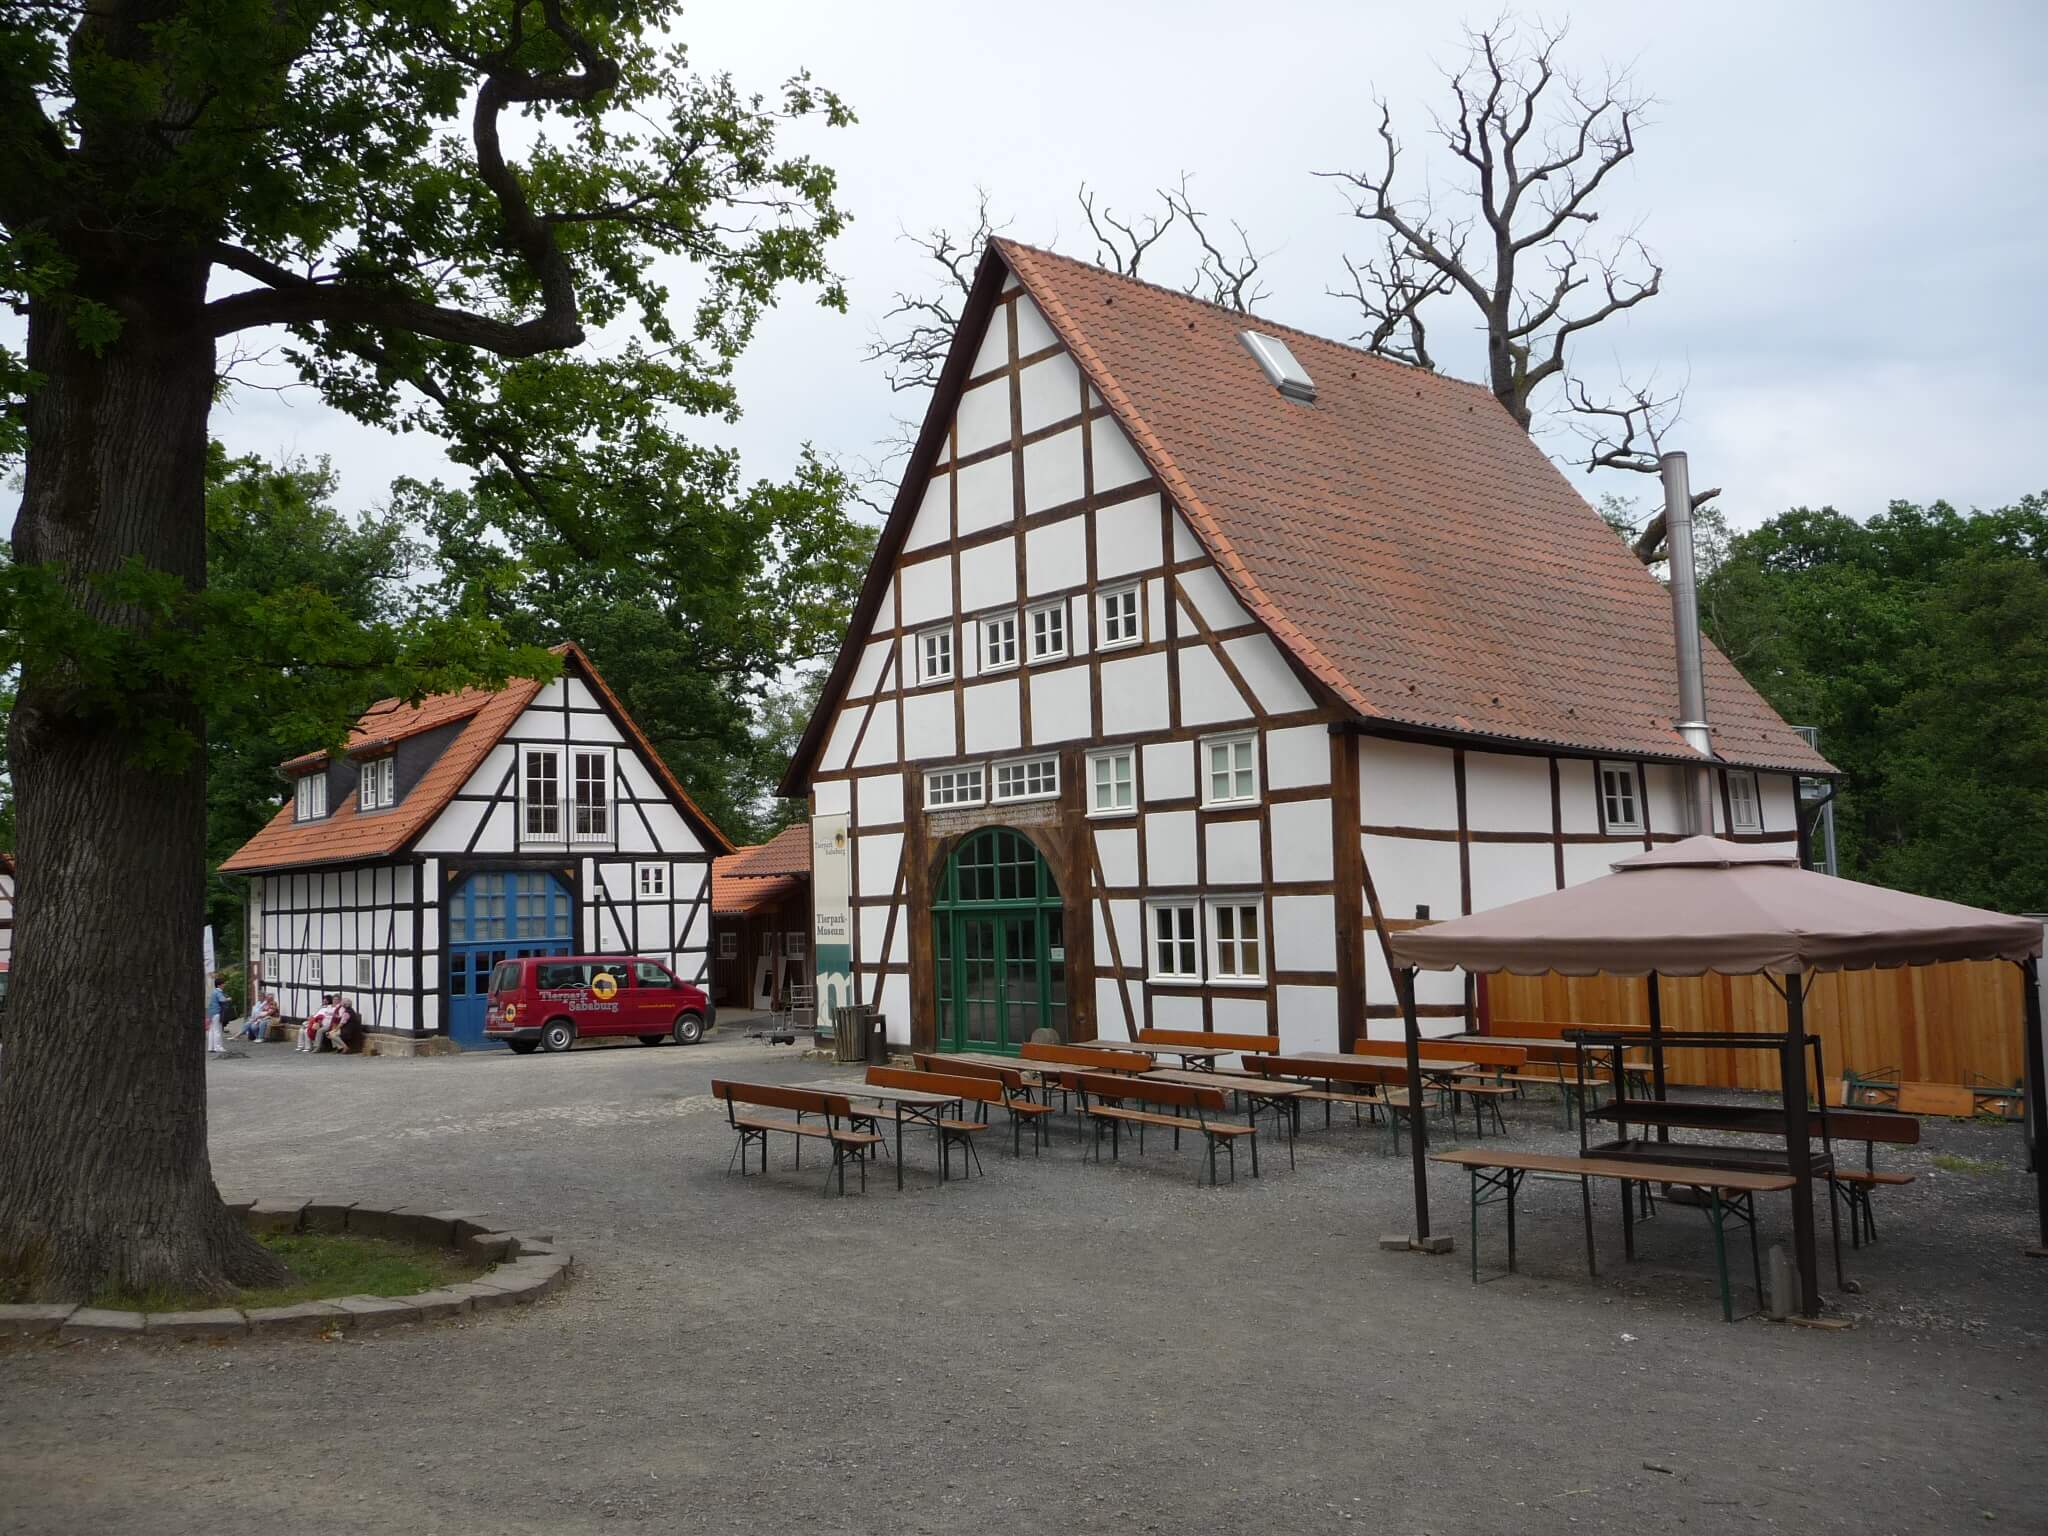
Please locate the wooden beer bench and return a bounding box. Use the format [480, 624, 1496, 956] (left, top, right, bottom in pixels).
[913, 1053, 1057, 1156]
[711, 1080, 883, 1196]
[1074, 1072, 1258, 1184]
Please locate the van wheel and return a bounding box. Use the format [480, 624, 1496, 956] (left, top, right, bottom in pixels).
[540, 1019, 576, 1054]
[507, 1041, 540, 1055]
[672, 1011, 705, 1046]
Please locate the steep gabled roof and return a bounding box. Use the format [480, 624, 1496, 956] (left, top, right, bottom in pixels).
[784, 242, 1831, 790]
[222, 643, 731, 874]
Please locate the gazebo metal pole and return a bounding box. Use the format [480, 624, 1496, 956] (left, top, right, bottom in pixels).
[1646, 971, 1670, 1144]
[2023, 955, 2046, 1250]
[1781, 973, 1821, 1316]
[1400, 965, 1433, 1246]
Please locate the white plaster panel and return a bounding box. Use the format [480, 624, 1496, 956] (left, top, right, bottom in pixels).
[880, 974, 911, 1046]
[1223, 634, 1314, 715]
[532, 679, 567, 709]
[1467, 841, 1558, 911]
[821, 708, 861, 780]
[858, 904, 892, 968]
[1103, 898, 1143, 971]
[1018, 352, 1081, 435]
[1204, 817, 1262, 885]
[1270, 799, 1334, 883]
[1265, 724, 1330, 791]
[1760, 773, 1797, 834]
[1146, 577, 1169, 643]
[847, 639, 889, 701]
[1067, 594, 1092, 658]
[1641, 764, 1684, 837]
[1359, 738, 1459, 830]
[905, 473, 950, 552]
[1092, 417, 1148, 491]
[1022, 426, 1085, 514]
[1028, 665, 1090, 744]
[959, 536, 1017, 610]
[1562, 840, 1624, 888]
[1024, 514, 1086, 596]
[1558, 758, 1601, 833]
[956, 453, 1014, 535]
[855, 771, 905, 829]
[1363, 833, 1463, 918]
[1211, 995, 1270, 1035]
[1093, 979, 1134, 1041]
[955, 378, 1011, 458]
[900, 691, 957, 762]
[1175, 645, 1252, 728]
[1144, 811, 1198, 886]
[849, 704, 897, 769]
[1277, 986, 1340, 1054]
[1142, 739, 1194, 801]
[418, 799, 483, 853]
[1180, 565, 1250, 631]
[1463, 751, 1555, 834]
[963, 678, 1022, 755]
[1015, 296, 1057, 355]
[1094, 826, 1139, 889]
[856, 833, 903, 899]
[971, 308, 1010, 375]
[1272, 894, 1337, 973]
[1101, 652, 1170, 735]
[897, 556, 951, 627]
[1150, 993, 1204, 1030]
[1171, 510, 1203, 562]
[813, 780, 850, 817]
[1093, 493, 1162, 579]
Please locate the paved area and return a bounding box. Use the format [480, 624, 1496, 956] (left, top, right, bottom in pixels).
[3, 1033, 2045, 1534]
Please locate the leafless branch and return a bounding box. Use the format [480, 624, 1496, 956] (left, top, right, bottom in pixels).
[1077, 182, 1177, 277]
[862, 187, 1007, 394]
[1330, 234, 1452, 369]
[1567, 371, 1719, 561]
[1161, 174, 1269, 313]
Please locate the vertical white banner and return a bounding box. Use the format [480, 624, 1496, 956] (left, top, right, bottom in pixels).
[812, 813, 853, 1026]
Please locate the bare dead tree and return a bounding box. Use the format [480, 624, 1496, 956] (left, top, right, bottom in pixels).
[864, 187, 1008, 394]
[1161, 175, 1270, 313]
[1567, 372, 1719, 561]
[1320, 16, 1661, 430]
[1077, 181, 1179, 277]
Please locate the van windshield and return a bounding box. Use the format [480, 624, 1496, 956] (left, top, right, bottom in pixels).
[487, 961, 521, 995]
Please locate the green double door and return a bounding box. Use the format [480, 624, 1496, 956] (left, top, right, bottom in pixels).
[933, 829, 1067, 1054]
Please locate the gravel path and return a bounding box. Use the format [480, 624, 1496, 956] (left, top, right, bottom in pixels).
[3, 1035, 2045, 1534]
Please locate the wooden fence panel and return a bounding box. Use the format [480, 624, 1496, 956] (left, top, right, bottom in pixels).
[1485, 960, 2026, 1092]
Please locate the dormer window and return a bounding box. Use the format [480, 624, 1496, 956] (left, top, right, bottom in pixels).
[359, 756, 395, 811]
[293, 773, 328, 822]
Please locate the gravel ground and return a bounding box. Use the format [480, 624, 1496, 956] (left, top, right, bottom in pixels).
[3, 1031, 2045, 1535]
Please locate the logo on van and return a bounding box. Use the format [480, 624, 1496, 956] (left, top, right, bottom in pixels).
[591, 971, 619, 1001]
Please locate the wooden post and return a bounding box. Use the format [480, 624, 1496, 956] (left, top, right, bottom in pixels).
[1782, 974, 1821, 1316]
[1646, 971, 1670, 1144]
[2023, 955, 2047, 1251]
[1400, 965, 1437, 1248]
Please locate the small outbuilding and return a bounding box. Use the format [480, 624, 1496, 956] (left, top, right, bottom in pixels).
[710, 823, 811, 1011]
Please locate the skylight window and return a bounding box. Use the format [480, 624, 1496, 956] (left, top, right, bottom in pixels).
[1239, 330, 1316, 403]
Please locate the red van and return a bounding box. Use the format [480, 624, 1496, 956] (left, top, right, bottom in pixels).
[484, 955, 713, 1054]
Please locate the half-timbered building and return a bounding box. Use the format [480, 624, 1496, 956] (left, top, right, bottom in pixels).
[782, 241, 1833, 1057]
[222, 643, 729, 1050]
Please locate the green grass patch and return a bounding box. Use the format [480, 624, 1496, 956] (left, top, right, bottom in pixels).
[1933, 1152, 1999, 1175]
[90, 1231, 477, 1314]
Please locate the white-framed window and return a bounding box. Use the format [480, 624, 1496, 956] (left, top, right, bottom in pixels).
[1028, 600, 1067, 661]
[1088, 749, 1135, 816]
[1727, 770, 1761, 833]
[992, 755, 1059, 803]
[718, 931, 738, 959]
[306, 953, 324, 987]
[355, 954, 376, 988]
[293, 773, 328, 822]
[918, 625, 954, 685]
[261, 951, 279, 984]
[637, 862, 668, 898]
[523, 748, 562, 840]
[787, 931, 806, 956]
[1202, 734, 1258, 807]
[1099, 583, 1141, 648]
[358, 755, 395, 811]
[572, 748, 612, 842]
[924, 764, 986, 809]
[1599, 761, 1641, 833]
[1148, 902, 1201, 981]
[1206, 898, 1265, 983]
[981, 611, 1019, 672]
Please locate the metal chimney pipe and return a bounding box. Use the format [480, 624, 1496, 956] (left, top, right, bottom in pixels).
[1661, 451, 1716, 835]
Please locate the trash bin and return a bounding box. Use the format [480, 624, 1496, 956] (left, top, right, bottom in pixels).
[866, 1015, 889, 1065]
[832, 1004, 871, 1064]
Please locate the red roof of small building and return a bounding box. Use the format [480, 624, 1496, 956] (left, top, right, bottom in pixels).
[711, 824, 810, 916]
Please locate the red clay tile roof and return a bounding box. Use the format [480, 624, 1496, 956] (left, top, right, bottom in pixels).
[221, 644, 731, 874]
[710, 824, 809, 917]
[785, 243, 1830, 787]
[725, 823, 811, 879]
[710, 869, 800, 917]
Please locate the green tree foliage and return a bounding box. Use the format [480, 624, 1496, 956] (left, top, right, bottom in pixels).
[1700, 497, 2048, 911]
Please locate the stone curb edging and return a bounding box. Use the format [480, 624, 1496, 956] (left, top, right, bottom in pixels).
[0, 1199, 573, 1343]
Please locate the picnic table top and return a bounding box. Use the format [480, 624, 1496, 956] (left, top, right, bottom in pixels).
[1104, 1041, 1237, 1060]
[1145, 1067, 1310, 1097]
[1588, 1099, 1916, 1143]
[942, 1049, 1153, 1075]
[1287, 1049, 1478, 1074]
[1446, 1033, 1647, 1056]
[1431, 1146, 1798, 1193]
[794, 1078, 963, 1107]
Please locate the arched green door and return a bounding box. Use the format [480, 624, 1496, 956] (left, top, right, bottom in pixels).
[932, 828, 1066, 1053]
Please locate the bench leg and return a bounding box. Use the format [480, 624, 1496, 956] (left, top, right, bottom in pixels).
[1709, 1189, 1732, 1322]
[1469, 1168, 1480, 1282]
[1580, 1175, 1597, 1276]
[1248, 1125, 1259, 1179]
[1621, 1166, 1637, 1262]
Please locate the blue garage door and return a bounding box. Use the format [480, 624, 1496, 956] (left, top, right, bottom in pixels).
[447, 870, 573, 1049]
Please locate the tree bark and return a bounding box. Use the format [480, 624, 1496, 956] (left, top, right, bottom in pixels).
[0, 247, 288, 1301]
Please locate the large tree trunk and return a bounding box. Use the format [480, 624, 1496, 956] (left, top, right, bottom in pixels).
[0, 249, 288, 1301]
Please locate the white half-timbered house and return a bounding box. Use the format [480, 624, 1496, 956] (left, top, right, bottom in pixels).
[782, 241, 1833, 1057]
[223, 643, 729, 1050]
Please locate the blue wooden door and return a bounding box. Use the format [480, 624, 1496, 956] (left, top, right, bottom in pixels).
[446, 870, 573, 1048]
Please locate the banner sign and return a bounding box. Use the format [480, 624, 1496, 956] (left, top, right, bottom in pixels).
[812, 813, 853, 1028]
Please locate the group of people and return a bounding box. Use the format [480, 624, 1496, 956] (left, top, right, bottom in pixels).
[204, 980, 363, 1056]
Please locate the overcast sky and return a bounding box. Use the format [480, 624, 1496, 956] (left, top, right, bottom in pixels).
[199, 0, 2048, 535]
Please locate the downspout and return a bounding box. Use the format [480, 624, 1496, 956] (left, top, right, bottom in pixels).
[1662, 452, 1717, 835]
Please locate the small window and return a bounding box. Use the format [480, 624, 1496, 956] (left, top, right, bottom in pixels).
[1599, 762, 1641, 832]
[634, 961, 678, 990]
[306, 954, 324, 987]
[718, 931, 739, 959]
[1202, 734, 1258, 807]
[786, 931, 807, 956]
[537, 961, 595, 991]
[1099, 584, 1141, 648]
[1029, 601, 1067, 661]
[358, 755, 395, 811]
[918, 626, 954, 684]
[261, 951, 280, 984]
[1728, 770, 1761, 833]
[524, 749, 562, 839]
[1088, 749, 1135, 816]
[293, 773, 328, 822]
[981, 611, 1019, 672]
[637, 862, 668, 898]
[1207, 899, 1264, 982]
[924, 764, 987, 809]
[572, 749, 611, 841]
[992, 755, 1059, 803]
[488, 961, 520, 994]
[355, 955, 375, 988]
[1149, 902, 1200, 981]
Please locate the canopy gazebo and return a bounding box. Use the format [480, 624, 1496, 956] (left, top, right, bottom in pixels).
[1385, 837, 2046, 1316]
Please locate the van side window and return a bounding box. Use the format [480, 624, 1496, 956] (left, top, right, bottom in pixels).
[635, 962, 677, 990]
[537, 963, 592, 990]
